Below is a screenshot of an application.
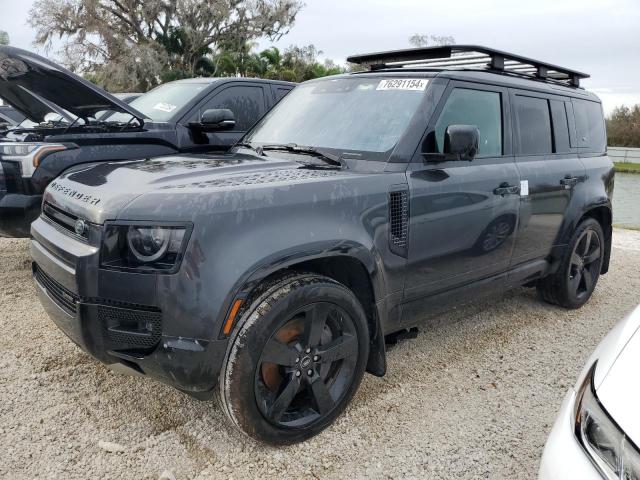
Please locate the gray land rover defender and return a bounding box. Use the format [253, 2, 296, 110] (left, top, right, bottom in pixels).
[31, 46, 613, 444]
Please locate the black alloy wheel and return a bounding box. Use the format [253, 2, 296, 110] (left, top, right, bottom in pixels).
[219, 273, 369, 445]
[537, 218, 605, 309]
[255, 302, 359, 428]
[568, 228, 602, 302]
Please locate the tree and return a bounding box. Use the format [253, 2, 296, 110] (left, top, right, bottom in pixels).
[0, 30, 9, 46]
[607, 105, 640, 147]
[409, 34, 455, 47]
[278, 45, 343, 82]
[212, 43, 344, 82]
[29, 0, 303, 91]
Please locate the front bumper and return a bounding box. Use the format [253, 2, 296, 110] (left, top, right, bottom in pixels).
[31, 216, 229, 397]
[538, 390, 601, 480]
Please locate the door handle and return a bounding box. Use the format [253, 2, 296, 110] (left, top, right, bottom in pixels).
[560, 175, 580, 188]
[493, 182, 520, 196]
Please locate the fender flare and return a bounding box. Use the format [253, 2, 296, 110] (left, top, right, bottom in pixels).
[550, 200, 613, 274]
[219, 239, 389, 376]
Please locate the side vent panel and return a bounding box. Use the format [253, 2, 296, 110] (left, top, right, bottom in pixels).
[389, 188, 409, 257]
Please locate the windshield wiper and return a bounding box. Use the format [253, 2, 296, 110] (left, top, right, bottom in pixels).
[260, 143, 342, 167]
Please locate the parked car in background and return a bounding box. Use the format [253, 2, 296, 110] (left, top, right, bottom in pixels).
[0, 46, 294, 236]
[4, 92, 141, 140]
[0, 111, 14, 131]
[0, 104, 26, 128]
[93, 92, 142, 121]
[540, 305, 640, 479]
[31, 45, 613, 445]
[113, 92, 142, 103]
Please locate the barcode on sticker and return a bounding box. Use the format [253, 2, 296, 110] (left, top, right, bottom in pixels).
[377, 79, 429, 91]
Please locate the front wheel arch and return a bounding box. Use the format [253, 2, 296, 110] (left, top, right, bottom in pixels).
[229, 252, 387, 378]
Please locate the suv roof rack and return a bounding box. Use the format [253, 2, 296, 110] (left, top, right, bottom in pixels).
[346, 45, 589, 88]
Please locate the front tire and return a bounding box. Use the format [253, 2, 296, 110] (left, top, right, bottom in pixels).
[537, 218, 605, 309]
[219, 273, 369, 445]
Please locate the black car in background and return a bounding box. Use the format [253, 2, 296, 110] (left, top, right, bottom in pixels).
[0, 105, 26, 127]
[3, 93, 141, 139]
[0, 46, 294, 237]
[0, 110, 16, 132]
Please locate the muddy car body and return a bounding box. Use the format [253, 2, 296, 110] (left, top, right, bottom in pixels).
[0, 46, 294, 237]
[32, 46, 614, 444]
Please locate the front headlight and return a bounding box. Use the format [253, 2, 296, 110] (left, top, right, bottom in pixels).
[0, 142, 68, 177]
[100, 223, 191, 273]
[574, 363, 640, 479]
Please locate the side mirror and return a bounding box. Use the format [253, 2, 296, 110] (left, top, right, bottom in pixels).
[189, 108, 236, 132]
[444, 125, 479, 161]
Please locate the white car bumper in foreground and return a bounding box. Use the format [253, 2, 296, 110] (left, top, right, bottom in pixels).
[539, 390, 601, 480]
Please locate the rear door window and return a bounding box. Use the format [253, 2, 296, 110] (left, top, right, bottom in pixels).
[434, 88, 503, 157]
[572, 99, 606, 153]
[514, 95, 552, 155]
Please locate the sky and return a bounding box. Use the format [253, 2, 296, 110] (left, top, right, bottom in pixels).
[2, 0, 639, 114]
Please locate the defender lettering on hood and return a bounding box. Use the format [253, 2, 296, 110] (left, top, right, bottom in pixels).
[48, 181, 102, 206]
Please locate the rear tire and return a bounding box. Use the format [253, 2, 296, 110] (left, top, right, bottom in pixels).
[218, 273, 369, 445]
[537, 218, 604, 309]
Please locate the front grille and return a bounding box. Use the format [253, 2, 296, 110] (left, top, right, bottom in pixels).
[34, 265, 79, 314]
[42, 202, 88, 240]
[34, 262, 162, 352]
[98, 305, 162, 349]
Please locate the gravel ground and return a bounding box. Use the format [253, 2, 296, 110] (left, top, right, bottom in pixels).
[1, 229, 639, 480]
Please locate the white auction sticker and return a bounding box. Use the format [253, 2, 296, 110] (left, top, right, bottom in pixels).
[376, 79, 429, 91]
[152, 102, 177, 113]
[520, 180, 529, 197]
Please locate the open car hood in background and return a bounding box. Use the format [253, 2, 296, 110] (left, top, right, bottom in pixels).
[2, 88, 75, 123]
[0, 46, 146, 124]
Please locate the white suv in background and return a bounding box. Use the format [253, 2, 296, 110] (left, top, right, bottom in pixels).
[540, 305, 640, 479]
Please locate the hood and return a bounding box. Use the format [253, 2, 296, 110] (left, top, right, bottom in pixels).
[1, 88, 75, 124]
[595, 305, 640, 446]
[43, 152, 320, 223]
[0, 46, 145, 123]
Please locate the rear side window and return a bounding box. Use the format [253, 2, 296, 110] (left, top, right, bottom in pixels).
[514, 95, 552, 155]
[549, 100, 571, 153]
[573, 99, 606, 153]
[434, 88, 502, 157]
[199, 85, 266, 131]
[275, 87, 292, 102]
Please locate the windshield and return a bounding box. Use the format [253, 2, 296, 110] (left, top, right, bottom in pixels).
[244, 77, 428, 159]
[108, 82, 209, 122]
